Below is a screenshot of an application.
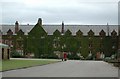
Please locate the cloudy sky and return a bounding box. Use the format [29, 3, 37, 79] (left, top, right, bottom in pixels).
[0, 0, 119, 25]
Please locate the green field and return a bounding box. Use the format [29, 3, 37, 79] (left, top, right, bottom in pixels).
[0, 59, 60, 71]
[0, 61, 2, 71]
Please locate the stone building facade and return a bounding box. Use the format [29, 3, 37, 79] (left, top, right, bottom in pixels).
[1, 18, 119, 59]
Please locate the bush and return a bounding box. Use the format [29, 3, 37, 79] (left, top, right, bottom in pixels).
[68, 54, 80, 60]
[11, 51, 24, 58]
[39, 54, 58, 59]
[47, 54, 58, 59]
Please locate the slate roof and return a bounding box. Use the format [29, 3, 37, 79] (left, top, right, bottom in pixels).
[1, 24, 118, 36]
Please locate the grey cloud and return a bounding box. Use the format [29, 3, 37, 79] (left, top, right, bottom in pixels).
[1, 0, 118, 25]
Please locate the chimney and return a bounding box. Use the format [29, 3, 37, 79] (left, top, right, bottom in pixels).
[38, 18, 42, 26]
[15, 21, 19, 34]
[61, 21, 64, 34]
[107, 23, 109, 36]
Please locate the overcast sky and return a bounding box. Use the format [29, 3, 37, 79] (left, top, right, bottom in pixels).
[0, 0, 119, 25]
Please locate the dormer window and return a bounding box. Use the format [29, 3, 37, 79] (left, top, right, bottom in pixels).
[88, 29, 94, 37]
[99, 29, 106, 37]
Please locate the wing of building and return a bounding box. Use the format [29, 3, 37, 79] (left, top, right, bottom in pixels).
[1, 18, 119, 59]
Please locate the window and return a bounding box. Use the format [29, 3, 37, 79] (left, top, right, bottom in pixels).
[100, 44, 103, 48]
[89, 44, 92, 48]
[112, 42, 116, 49]
[112, 46, 115, 49]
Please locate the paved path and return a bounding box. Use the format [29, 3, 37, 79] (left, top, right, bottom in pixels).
[2, 60, 118, 77]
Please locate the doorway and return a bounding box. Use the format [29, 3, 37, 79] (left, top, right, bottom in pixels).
[7, 49, 10, 59]
[2, 48, 4, 59]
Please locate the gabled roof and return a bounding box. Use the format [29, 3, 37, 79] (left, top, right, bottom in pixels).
[7, 29, 13, 35]
[17, 29, 24, 35]
[88, 29, 94, 36]
[111, 30, 117, 36]
[99, 29, 106, 36]
[76, 30, 83, 36]
[53, 29, 61, 36]
[65, 29, 72, 36]
[28, 23, 47, 37]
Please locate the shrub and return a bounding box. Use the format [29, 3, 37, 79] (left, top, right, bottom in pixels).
[11, 51, 24, 58]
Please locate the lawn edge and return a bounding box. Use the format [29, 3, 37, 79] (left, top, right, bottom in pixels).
[1, 61, 61, 72]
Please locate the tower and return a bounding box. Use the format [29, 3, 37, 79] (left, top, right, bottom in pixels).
[15, 21, 19, 34]
[61, 21, 64, 34]
[38, 18, 42, 26]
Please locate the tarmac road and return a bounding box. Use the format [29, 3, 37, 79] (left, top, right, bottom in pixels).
[2, 60, 118, 77]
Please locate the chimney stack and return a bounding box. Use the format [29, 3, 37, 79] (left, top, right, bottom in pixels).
[15, 21, 19, 34]
[61, 21, 64, 34]
[38, 18, 42, 26]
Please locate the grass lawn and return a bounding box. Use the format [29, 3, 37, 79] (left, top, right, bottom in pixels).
[0, 59, 60, 71]
[0, 61, 2, 71]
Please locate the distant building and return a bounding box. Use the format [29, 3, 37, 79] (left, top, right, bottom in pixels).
[1, 18, 119, 59]
[0, 43, 10, 60]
